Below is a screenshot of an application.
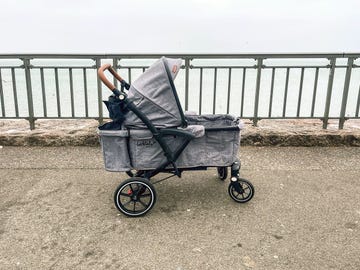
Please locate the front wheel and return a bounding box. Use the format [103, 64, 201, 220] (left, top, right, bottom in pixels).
[228, 178, 254, 203]
[114, 177, 157, 217]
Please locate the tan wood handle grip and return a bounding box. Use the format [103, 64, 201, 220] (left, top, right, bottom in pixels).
[98, 63, 124, 91]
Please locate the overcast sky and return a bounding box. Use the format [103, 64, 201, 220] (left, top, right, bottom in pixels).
[1, 0, 359, 53]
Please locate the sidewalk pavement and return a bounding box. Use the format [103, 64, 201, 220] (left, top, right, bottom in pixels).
[0, 146, 359, 269]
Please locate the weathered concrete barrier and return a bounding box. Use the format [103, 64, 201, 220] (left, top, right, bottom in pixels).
[1, 119, 359, 146]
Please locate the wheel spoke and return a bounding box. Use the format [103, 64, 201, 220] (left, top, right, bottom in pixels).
[123, 200, 132, 207]
[133, 201, 136, 212]
[139, 192, 151, 197]
[138, 198, 148, 208]
[119, 192, 131, 197]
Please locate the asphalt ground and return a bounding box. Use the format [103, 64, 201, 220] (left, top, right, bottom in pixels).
[0, 146, 359, 270]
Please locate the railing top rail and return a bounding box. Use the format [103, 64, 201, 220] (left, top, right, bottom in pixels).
[0, 53, 360, 59]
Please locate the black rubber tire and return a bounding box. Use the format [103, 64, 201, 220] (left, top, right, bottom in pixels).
[114, 177, 157, 217]
[217, 167, 228, 181]
[228, 178, 254, 203]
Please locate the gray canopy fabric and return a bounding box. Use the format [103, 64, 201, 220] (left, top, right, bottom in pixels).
[124, 57, 186, 128]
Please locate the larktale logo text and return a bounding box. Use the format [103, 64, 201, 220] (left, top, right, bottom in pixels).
[136, 140, 156, 147]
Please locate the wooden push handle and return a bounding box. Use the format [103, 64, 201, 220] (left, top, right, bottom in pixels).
[97, 63, 124, 91]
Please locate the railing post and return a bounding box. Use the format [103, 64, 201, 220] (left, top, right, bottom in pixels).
[112, 57, 118, 89]
[240, 68, 246, 118]
[95, 58, 103, 124]
[356, 83, 360, 118]
[323, 58, 336, 129]
[0, 69, 5, 117]
[184, 58, 190, 111]
[339, 57, 354, 129]
[253, 58, 263, 126]
[226, 68, 232, 114]
[199, 67, 203, 114]
[23, 58, 35, 130]
[213, 67, 217, 114]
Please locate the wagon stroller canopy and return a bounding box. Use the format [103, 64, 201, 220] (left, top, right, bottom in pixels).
[123, 57, 187, 129]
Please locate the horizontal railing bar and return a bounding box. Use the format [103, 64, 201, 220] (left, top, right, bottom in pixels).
[30, 66, 95, 69]
[0, 117, 102, 119]
[191, 65, 256, 69]
[0, 66, 95, 69]
[1, 116, 355, 120]
[116, 66, 150, 69]
[1, 64, 352, 70]
[0, 66, 24, 69]
[0, 65, 348, 69]
[1, 63, 352, 70]
[117, 64, 355, 69]
[0, 63, 355, 69]
[239, 117, 357, 120]
[191, 65, 337, 69]
[0, 53, 359, 59]
[265, 65, 347, 69]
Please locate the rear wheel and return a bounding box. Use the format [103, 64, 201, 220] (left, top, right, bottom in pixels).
[228, 178, 254, 203]
[217, 167, 228, 181]
[114, 177, 157, 217]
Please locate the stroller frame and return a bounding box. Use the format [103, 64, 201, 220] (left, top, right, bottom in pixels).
[98, 60, 254, 217]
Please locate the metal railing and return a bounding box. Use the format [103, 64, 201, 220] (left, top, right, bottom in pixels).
[0, 53, 359, 130]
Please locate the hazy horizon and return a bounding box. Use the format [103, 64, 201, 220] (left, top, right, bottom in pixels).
[1, 0, 359, 54]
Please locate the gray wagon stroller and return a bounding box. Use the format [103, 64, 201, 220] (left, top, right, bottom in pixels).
[98, 57, 254, 217]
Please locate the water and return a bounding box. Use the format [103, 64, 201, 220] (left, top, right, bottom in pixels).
[0, 58, 359, 119]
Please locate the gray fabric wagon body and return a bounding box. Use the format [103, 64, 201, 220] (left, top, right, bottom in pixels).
[98, 57, 242, 172]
